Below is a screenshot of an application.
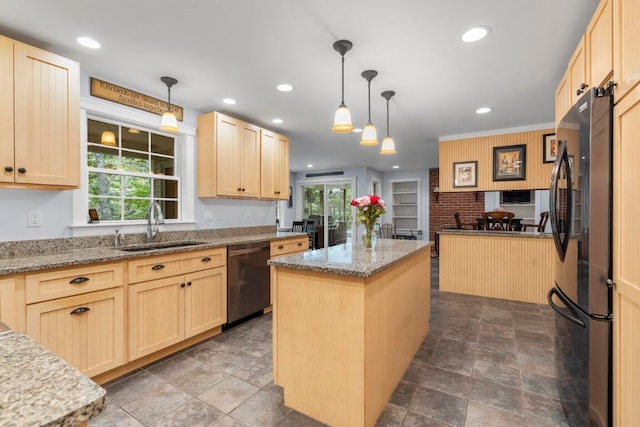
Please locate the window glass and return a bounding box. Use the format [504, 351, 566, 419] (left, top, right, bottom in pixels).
[87, 118, 179, 221]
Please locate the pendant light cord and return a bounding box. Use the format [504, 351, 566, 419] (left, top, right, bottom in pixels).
[386, 99, 390, 136]
[367, 80, 372, 121]
[340, 55, 345, 105]
[167, 87, 172, 111]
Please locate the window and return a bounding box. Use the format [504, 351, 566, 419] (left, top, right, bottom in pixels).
[87, 118, 179, 221]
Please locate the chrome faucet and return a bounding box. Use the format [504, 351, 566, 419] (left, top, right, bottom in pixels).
[146, 202, 165, 243]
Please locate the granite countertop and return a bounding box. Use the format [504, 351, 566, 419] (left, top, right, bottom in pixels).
[0, 230, 307, 276]
[0, 322, 106, 426]
[437, 229, 553, 238]
[268, 239, 433, 278]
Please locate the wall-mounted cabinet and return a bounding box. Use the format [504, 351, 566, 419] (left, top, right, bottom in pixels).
[612, 0, 640, 103]
[586, 0, 613, 89]
[0, 35, 80, 190]
[390, 179, 421, 236]
[261, 129, 289, 200]
[556, 69, 572, 125]
[569, 35, 588, 107]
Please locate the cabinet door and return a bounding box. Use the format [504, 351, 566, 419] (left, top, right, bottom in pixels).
[216, 113, 242, 196]
[13, 41, 80, 187]
[613, 0, 640, 102]
[26, 288, 124, 378]
[555, 69, 571, 125]
[0, 277, 18, 330]
[275, 134, 290, 200]
[569, 35, 588, 105]
[612, 84, 640, 426]
[240, 121, 261, 198]
[128, 276, 185, 360]
[196, 112, 217, 197]
[260, 130, 277, 198]
[0, 36, 13, 184]
[184, 267, 226, 338]
[586, 0, 613, 89]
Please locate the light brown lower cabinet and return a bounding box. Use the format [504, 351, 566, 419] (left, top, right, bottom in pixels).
[128, 266, 226, 361]
[26, 288, 124, 378]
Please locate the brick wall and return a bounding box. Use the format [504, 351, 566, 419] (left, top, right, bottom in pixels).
[429, 168, 486, 242]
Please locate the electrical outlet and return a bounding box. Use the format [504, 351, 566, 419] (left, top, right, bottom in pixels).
[204, 210, 214, 222]
[28, 210, 42, 227]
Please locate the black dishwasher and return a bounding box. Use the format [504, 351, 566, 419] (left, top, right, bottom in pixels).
[227, 241, 271, 325]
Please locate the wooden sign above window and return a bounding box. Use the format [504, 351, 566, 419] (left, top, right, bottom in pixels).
[90, 77, 184, 121]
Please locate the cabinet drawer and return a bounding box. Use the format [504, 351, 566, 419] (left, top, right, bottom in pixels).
[128, 247, 226, 284]
[26, 262, 123, 304]
[271, 237, 308, 257]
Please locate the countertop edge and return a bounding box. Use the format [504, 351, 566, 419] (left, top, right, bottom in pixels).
[437, 229, 553, 238]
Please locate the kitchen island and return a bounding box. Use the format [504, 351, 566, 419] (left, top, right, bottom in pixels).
[0, 321, 105, 426]
[269, 239, 432, 427]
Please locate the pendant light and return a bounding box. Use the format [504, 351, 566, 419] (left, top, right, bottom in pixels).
[380, 90, 397, 155]
[100, 130, 116, 146]
[360, 70, 378, 146]
[159, 76, 179, 133]
[331, 40, 354, 133]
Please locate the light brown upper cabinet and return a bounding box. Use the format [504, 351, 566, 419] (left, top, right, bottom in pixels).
[613, 0, 640, 103]
[197, 112, 261, 198]
[261, 129, 289, 200]
[556, 68, 572, 125]
[0, 35, 80, 189]
[569, 35, 588, 106]
[586, 0, 614, 89]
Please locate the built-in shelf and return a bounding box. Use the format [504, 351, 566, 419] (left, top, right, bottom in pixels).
[390, 178, 421, 237]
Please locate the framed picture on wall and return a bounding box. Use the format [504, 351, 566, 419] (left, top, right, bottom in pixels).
[453, 161, 477, 188]
[543, 133, 557, 163]
[493, 144, 526, 181]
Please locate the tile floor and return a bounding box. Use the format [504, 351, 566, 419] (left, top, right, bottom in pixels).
[90, 259, 584, 426]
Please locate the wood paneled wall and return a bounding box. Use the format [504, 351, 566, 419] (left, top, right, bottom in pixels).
[439, 128, 555, 192]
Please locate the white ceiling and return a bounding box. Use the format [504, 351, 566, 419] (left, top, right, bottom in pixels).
[0, 0, 598, 172]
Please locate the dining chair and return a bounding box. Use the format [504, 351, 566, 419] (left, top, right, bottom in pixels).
[379, 223, 395, 239]
[303, 220, 316, 249]
[454, 212, 477, 230]
[521, 211, 550, 232]
[291, 221, 304, 232]
[482, 211, 514, 231]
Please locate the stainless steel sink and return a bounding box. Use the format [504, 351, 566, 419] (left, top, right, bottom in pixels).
[116, 241, 208, 252]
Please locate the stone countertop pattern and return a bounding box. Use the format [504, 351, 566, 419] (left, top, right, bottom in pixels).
[268, 239, 433, 278]
[437, 229, 554, 238]
[0, 226, 307, 276]
[0, 324, 106, 426]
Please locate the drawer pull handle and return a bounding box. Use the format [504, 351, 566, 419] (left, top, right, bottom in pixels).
[297, 242, 303, 246]
[202, 257, 212, 262]
[151, 264, 165, 271]
[180, 282, 186, 288]
[187, 281, 192, 286]
[70, 307, 90, 315]
[278, 245, 284, 250]
[69, 277, 90, 284]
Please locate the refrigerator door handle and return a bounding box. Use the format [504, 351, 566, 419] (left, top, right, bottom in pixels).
[549, 142, 573, 262]
[548, 287, 586, 328]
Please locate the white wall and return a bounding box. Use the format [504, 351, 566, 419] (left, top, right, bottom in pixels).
[381, 168, 430, 240]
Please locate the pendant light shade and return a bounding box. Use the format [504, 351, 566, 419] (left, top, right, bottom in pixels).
[331, 40, 354, 133]
[380, 90, 397, 155]
[360, 70, 379, 146]
[100, 130, 116, 146]
[159, 76, 179, 133]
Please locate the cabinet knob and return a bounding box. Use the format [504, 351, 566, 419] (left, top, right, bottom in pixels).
[187, 281, 192, 286]
[70, 307, 90, 315]
[180, 283, 186, 288]
[69, 277, 90, 284]
[4, 166, 13, 172]
[237, 188, 242, 192]
[580, 83, 588, 90]
[17, 167, 26, 174]
[278, 245, 284, 249]
[297, 242, 303, 247]
[242, 188, 246, 192]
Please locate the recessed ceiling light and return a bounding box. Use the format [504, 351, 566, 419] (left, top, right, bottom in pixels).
[277, 83, 293, 92]
[461, 26, 491, 43]
[223, 98, 236, 105]
[77, 36, 101, 49]
[307, 164, 314, 168]
[476, 107, 492, 114]
[393, 165, 400, 169]
[352, 128, 363, 133]
[272, 118, 283, 124]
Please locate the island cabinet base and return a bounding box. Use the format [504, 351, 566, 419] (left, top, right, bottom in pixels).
[272, 249, 430, 427]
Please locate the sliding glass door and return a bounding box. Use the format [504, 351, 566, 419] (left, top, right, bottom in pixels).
[299, 179, 354, 249]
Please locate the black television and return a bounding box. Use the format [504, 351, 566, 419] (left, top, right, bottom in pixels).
[500, 190, 533, 204]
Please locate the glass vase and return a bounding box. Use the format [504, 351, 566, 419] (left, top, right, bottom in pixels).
[362, 226, 377, 249]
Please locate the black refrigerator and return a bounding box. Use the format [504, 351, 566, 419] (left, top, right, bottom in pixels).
[548, 87, 613, 426]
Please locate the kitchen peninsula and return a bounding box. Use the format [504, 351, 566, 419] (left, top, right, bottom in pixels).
[438, 229, 574, 304]
[269, 239, 432, 427]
